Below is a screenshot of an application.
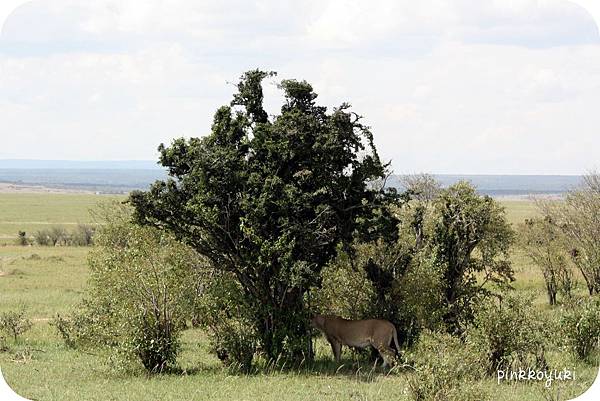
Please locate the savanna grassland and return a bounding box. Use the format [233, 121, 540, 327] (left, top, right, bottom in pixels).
[0, 193, 598, 401]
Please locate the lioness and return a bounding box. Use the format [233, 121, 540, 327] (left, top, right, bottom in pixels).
[310, 314, 400, 367]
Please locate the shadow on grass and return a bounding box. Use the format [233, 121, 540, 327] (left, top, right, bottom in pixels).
[166, 353, 411, 383]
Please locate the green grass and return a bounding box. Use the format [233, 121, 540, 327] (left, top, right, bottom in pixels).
[0, 193, 123, 243]
[0, 193, 598, 400]
[497, 199, 541, 226]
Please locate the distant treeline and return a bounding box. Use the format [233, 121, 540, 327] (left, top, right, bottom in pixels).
[17, 224, 95, 247]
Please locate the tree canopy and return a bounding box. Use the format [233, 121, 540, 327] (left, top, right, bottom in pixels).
[129, 70, 400, 361]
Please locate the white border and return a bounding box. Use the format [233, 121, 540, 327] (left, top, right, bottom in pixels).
[0, 1, 599, 400]
[0, 367, 32, 401]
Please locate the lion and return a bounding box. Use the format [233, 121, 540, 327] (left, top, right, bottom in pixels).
[310, 314, 400, 367]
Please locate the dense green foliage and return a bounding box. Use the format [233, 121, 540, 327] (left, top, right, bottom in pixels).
[129, 70, 400, 362]
[316, 181, 515, 346]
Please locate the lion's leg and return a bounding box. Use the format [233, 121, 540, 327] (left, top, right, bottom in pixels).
[328, 339, 342, 363]
[374, 343, 396, 368]
[332, 341, 342, 363]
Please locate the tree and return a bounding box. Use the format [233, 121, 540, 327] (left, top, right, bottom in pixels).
[518, 217, 573, 305]
[399, 173, 441, 202]
[430, 182, 514, 334]
[538, 172, 600, 295]
[129, 70, 399, 363]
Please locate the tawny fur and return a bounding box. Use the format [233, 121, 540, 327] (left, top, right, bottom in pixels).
[310, 314, 400, 367]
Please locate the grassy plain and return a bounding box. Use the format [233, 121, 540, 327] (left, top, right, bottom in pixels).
[0, 193, 123, 244]
[0, 194, 598, 401]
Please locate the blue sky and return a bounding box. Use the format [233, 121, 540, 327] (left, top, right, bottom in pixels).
[0, 0, 599, 174]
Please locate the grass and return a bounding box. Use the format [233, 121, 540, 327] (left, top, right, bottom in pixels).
[498, 199, 541, 226]
[0, 193, 123, 244]
[0, 193, 598, 400]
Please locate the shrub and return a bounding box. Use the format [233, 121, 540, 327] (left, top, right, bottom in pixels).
[561, 297, 600, 361]
[34, 226, 69, 246]
[72, 203, 207, 373]
[209, 317, 257, 373]
[518, 217, 573, 305]
[536, 173, 600, 295]
[51, 313, 92, 349]
[407, 330, 487, 401]
[71, 224, 95, 246]
[34, 229, 51, 246]
[195, 271, 259, 372]
[0, 308, 33, 342]
[468, 292, 547, 373]
[314, 242, 442, 349]
[48, 226, 69, 246]
[33, 225, 95, 246]
[314, 247, 376, 320]
[429, 182, 515, 335]
[16, 231, 28, 246]
[392, 253, 446, 344]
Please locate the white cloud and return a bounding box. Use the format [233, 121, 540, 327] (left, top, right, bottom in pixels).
[0, 0, 598, 174]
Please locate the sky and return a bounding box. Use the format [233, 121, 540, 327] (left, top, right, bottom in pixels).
[0, 0, 599, 175]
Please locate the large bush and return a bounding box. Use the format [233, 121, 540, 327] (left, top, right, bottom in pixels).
[407, 330, 487, 401]
[429, 182, 515, 334]
[561, 297, 600, 362]
[315, 181, 514, 347]
[468, 292, 547, 373]
[64, 203, 207, 373]
[315, 244, 444, 348]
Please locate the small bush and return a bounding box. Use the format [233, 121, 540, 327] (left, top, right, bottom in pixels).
[34, 227, 69, 246]
[314, 242, 445, 348]
[196, 271, 258, 372]
[33, 225, 95, 246]
[210, 318, 257, 373]
[16, 231, 28, 246]
[0, 334, 7, 352]
[0, 308, 33, 342]
[34, 229, 51, 246]
[48, 226, 69, 246]
[51, 313, 92, 349]
[71, 224, 95, 246]
[561, 297, 600, 361]
[468, 292, 547, 373]
[407, 330, 487, 401]
[314, 250, 376, 320]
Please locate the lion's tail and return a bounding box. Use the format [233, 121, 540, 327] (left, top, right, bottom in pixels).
[392, 325, 401, 356]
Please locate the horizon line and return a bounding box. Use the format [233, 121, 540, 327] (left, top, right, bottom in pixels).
[0, 159, 587, 176]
